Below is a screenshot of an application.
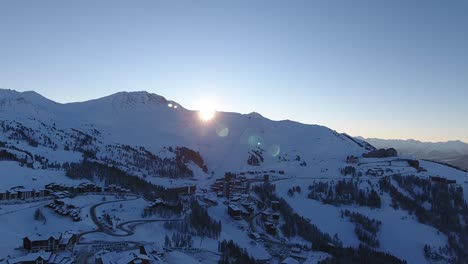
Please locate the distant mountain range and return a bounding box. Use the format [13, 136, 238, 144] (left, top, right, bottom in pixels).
[362, 138, 468, 171]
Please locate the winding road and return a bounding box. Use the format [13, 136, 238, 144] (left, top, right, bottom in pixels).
[77, 195, 185, 243]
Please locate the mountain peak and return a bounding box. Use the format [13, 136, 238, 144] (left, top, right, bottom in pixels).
[0, 89, 58, 114]
[108, 91, 168, 105]
[0, 89, 48, 101]
[73, 90, 185, 112]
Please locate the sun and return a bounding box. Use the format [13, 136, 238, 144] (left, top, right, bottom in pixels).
[199, 108, 216, 121]
[197, 99, 217, 121]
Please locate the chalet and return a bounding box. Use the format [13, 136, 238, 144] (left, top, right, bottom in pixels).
[7, 252, 74, 264]
[18, 189, 36, 200]
[76, 182, 102, 193]
[144, 198, 182, 214]
[139, 243, 164, 258]
[58, 232, 77, 251]
[23, 233, 62, 252]
[45, 183, 68, 192]
[7, 252, 52, 264]
[228, 204, 242, 220]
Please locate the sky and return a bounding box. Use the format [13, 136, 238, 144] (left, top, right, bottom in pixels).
[1, 0, 467, 142]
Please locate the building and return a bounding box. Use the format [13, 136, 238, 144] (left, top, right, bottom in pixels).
[430, 176, 456, 184]
[7, 252, 52, 264]
[23, 232, 76, 252]
[0, 187, 49, 201]
[23, 234, 62, 252]
[0, 191, 10, 200]
[95, 249, 151, 264]
[7, 252, 74, 264]
[228, 204, 242, 220]
[59, 233, 77, 251]
[241, 202, 255, 214]
[139, 243, 164, 258]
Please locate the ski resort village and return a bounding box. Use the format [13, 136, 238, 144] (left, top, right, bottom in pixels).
[0, 90, 466, 264]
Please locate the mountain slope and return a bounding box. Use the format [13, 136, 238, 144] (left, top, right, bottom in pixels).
[0, 89, 367, 179]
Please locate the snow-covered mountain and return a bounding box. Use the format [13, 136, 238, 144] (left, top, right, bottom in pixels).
[0, 89, 467, 264]
[0, 89, 366, 181]
[363, 137, 468, 170]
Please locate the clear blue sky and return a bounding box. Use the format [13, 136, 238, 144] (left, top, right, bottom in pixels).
[1, 0, 467, 142]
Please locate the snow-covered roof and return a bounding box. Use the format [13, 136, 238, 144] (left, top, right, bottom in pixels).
[59, 232, 76, 245]
[26, 232, 62, 241]
[281, 257, 300, 264]
[228, 203, 241, 209]
[141, 243, 163, 255]
[8, 252, 52, 264]
[97, 249, 150, 264]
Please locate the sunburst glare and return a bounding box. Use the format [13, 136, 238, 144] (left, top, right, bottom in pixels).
[197, 99, 217, 121]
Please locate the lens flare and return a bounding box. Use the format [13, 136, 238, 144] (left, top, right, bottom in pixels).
[268, 144, 281, 157]
[216, 125, 229, 137]
[248, 135, 264, 148]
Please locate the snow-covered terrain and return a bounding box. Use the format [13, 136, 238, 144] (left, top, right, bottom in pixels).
[0, 89, 466, 264]
[363, 137, 468, 171]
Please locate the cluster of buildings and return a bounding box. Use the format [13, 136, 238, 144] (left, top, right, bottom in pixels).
[0, 182, 132, 203]
[259, 201, 281, 235]
[0, 182, 129, 203]
[0, 186, 48, 201]
[6, 232, 78, 264]
[211, 173, 249, 198]
[45, 182, 130, 197]
[6, 251, 75, 264]
[95, 244, 164, 264]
